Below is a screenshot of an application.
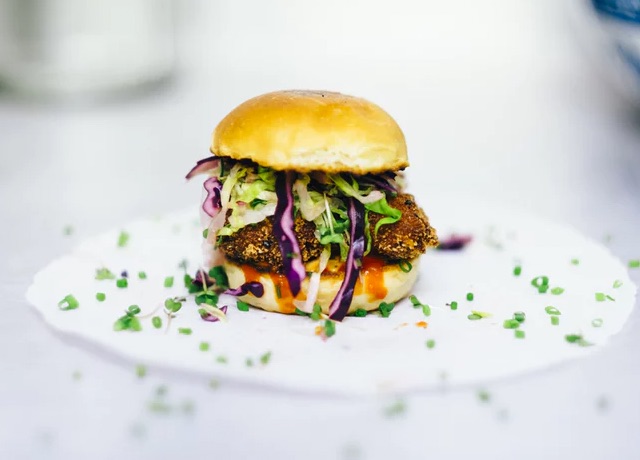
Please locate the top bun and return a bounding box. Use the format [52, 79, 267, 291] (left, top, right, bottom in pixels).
[210, 90, 408, 174]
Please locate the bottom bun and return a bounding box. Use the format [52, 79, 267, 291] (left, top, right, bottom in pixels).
[223, 257, 420, 315]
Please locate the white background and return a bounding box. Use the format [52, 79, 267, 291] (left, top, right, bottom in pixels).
[1, 1, 640, 459]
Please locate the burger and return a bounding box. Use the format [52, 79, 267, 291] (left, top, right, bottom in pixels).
[186, 90, 438, 321]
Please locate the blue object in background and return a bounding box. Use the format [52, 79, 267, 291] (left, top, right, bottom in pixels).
[592, 0, 640, 22]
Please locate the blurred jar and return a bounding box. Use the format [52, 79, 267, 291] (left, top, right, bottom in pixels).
[570, 0, 640, 104]
[0, 0, 175, 100]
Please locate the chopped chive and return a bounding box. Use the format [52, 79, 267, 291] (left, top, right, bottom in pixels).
[163, 276, 174, 288]
[260, 351, 272, 365]
[592, 318, 603, 328]
[57, 294, 79, 311]
[477, 390, 491, 403]
[294, 307, 309, 316]
[216, 356, 228, 364]
[629, 260, 640, 269]
[551, 315, 560, 326]
[471, 311, 490, 319]
[95, 292, 106, 302]
[383, 399, 407, 418]
[95, 267, 116, 280]
[425, 339, 436, 349]
[178, 259, 188, 272]
[467, 313, 481, 320]
[117, 231, 130, 248]
[531, 276, 550, 293]
[324, 319, 336, 337]
[514, 330, 525, 339]
[613, 280, 623, 289]
[127, 305, 141, 315]
[63, 225, 74, 236]
[199, 342, 210, 352]
[379, 301, 395, 318]
[353, 308, 367, 317]
[398, 260, 412, 273]
[545, 306, 561, 315]
[503, 319, 520, 329]
[571, 258, 580, 265]
[138, 271, 147, 280]
[565, 334, 593, 347]
[236, 301, 250, 312]
[466, 292, 474, 301]
[513, 265, 522, 276]
[245, 358, 254, 367]
[113, 315, 142, 332]
[178, 327, 192, 335]
[513, 311, 526, 323]
[450, 301, 458, 311]
[135, 364, 147, 378]
[116, 278, 128, 288]
[152, 316, 162, 329]
[595, 292, 606, 302]
[202, 229, 209, 239]
[551, 287, 565, 295]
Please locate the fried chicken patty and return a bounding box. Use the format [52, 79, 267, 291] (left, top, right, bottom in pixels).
[218, 193, 437, 272]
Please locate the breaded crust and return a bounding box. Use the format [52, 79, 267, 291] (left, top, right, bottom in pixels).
[218, 193, 437, 271]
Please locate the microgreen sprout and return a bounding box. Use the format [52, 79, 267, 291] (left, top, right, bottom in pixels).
[409, 295, 430, 316]
[310, 304, 322, 321]
[613, 280, 623, 289]
[96, 292, 106, 302]
[466, 292, 474, 301]
[551, 316, 560, 326]
[426, 339, 436, 349]
[592, 318, 603, 328]
[513, 265, 522, 276]
[199, 342, 210, 352]
[260, 351, 272, 365]
[117, 231, 130, 248]
[116, 278, 128, 289]
[163, 276, 174, 288]
[353, 308, 367, 317]
[95, 267, 116, 280]
[450, 301, 458, 311]
[468, 311, 490, 320]
[113, 305, 143, 332]
[379, 302, 395, 318]
[514, 330, 526, 339]
[629, 260, 640, 269]
[565, 334, 593, 347]
[550, 287, 565, 295]
[138, 271, 147, 280]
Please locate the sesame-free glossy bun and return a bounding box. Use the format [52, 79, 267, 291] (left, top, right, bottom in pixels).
[211, 90, 408, 174]
[223, 257, 419, 315]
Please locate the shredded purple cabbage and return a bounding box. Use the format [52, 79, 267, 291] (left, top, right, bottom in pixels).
[360, 173, 397, 193]
[193, 270, 213, 288]
[200, 305, 228, 322]
[185, 157, 220, 180]
[273, 171, 306, 296]
[202, 177, 222, 217]
[437, 234, 473, 250]
[225, 282, 264, 298]
[329, 198, 366, 321]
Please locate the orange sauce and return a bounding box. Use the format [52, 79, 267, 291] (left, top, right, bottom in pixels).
[240, 265, 305, 314]
[415, 321, 428, 329]
[361, 257, 388, 300]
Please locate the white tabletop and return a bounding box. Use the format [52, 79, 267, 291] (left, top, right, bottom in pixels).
[2, 1, 640, 459]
